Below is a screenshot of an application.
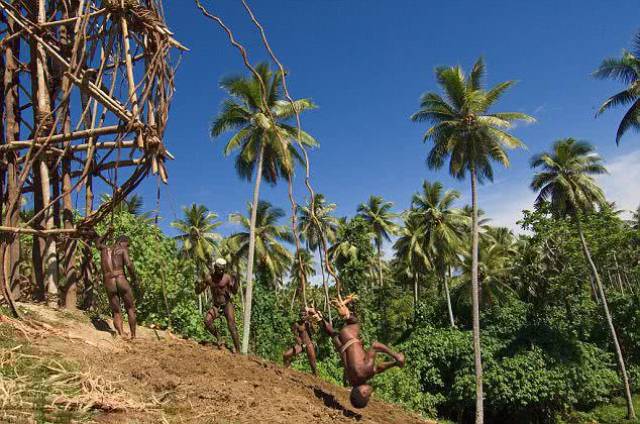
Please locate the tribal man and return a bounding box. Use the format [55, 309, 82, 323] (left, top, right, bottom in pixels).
[196, 258, 241, 353]
[283, 307, 318, 375]
[310, 294, 405, 408]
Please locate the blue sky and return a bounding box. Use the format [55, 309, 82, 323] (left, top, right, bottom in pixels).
[135, 1, 640, 236]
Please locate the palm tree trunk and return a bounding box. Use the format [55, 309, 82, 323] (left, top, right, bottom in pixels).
[241, 144, 265, 355]
[578, 223, 635, 419]
[318, 246, 332, 325]
[470, 166, 484, 424]
[445, 267, 455, 327]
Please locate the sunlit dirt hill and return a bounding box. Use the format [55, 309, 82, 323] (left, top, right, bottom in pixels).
[0, 303, 434, 424]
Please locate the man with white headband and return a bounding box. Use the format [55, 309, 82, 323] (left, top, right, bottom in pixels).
[195, 257, 241, 353]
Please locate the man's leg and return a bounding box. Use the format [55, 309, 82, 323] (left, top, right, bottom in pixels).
[223, 302, 241, 353]
[283, 344, 303, 367]
[106, 279, 124, 336]
[118, 277, 137, 339]
[305, 343, 318, 375]
[204, 308, 222, 347]
[366, 341, 405, 376]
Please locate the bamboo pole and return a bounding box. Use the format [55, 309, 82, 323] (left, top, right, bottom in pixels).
[120, 13, 144, 148]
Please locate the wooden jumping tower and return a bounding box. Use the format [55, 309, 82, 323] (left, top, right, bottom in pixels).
[0, 0, 185, 314]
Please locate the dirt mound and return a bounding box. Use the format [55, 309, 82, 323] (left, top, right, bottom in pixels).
[6, 303, 433, 424]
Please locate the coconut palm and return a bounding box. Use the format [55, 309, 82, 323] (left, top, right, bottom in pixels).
[530, 138, 635, 419]
[457, 226, 518, 306]
[393, 211, 430, 308]
[357, 196, 399, 287]
[171, 203, 222, 273]
[412, 181, 466, 327]
[211, 63, 318, 354]
[297, 194, 338, 318]
[100, 194, 152, 222]
[594, 33, 640, 144]
[411, 57, 534, 424]
[229, 201, 293, 290]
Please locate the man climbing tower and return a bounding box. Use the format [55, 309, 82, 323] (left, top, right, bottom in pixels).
[283, 307, 318, 375]
[196, 258, 241, 353]
[92, 232, 139, 339]
[310, 294, 405, 409]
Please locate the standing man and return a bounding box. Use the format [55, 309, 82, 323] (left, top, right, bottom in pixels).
[283, 308, 318, 375]
[94, 233, 139, 339]
[196, 258, 241, 353]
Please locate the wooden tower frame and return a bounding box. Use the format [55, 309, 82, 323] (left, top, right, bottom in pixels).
[0, 0, 185, 315]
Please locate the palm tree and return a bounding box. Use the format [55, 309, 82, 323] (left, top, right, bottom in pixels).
[412, 181, 466, 327]
[171, 203, 222, 274]
[100, 194, 153, 222]
[530, 138, 635, 419]
[393, 211, 430, 308]
[357, 196, 399, 287]
[457, 226, 518, 306]
[594, 32, 640, 145]
[211, 63, 318, 354]
[411, 57, 534, 424]
[229, 201, 293, 290]
[298, 194, 338, 318]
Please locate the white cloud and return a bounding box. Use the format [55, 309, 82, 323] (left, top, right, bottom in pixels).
[467, 149, 640, 232]
[476, 180, 535, 232]
[599, 149, 640, 216]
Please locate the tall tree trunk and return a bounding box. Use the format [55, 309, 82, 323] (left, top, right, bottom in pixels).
[578, 222, 635, 420]
[470, 166, 484, 424]
[39, 161, 59, 307]
[318, 246, 332, 325]
[59, 7, 78, 309]
[3, 9, 21, 304]
[62, 156, 78, 308]
[241, 144, 265, 355]
[81, 175, 95, 309]
[32, 169, 46, 300]
[445, 267, 455, 327]
[32, 0, 58, 307]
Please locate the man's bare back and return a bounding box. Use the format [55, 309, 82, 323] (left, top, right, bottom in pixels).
[97, 235, 138, 339]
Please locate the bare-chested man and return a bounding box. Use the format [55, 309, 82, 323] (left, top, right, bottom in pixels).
[283, 308, 318, 375]
[310, 295, 405, 409]
[196, 258, 241, 353]
[97, 234, 138, 339]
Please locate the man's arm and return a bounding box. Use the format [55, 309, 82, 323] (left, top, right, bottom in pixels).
[122, 248, 138, 285]
[229, 275, 239, 295]
[195, 274, 209, 295]
[321, 318, 338, 338]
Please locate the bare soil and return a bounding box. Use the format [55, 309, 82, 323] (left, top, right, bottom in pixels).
[7, 303, 434, 424]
